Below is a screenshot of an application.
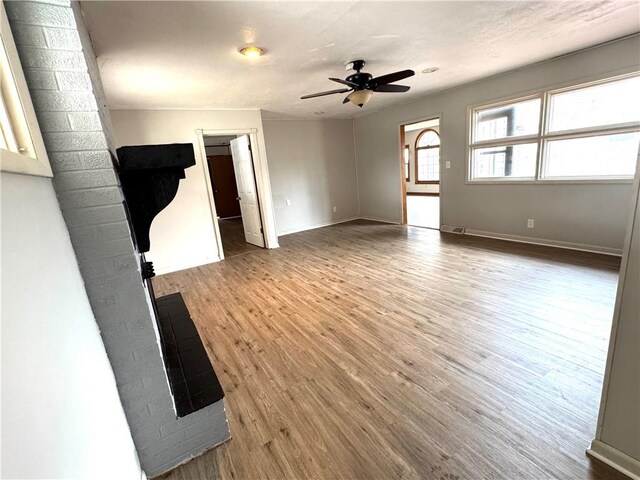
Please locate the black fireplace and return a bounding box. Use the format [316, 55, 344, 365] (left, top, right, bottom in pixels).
[116, 143, 224, 417]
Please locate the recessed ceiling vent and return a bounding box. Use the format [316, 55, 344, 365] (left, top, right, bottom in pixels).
[441, 225, 465, 234]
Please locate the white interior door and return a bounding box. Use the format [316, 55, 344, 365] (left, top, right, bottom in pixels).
[230, 135, 265, 247]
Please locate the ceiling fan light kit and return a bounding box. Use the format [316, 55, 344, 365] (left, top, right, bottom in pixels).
[301, 59, 415, 108]
[347, 89, 373, 107]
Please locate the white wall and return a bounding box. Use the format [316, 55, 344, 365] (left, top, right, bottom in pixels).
[110, 109, 277, 274]
[589, 153, 640, 476]
[354, 35, 640, 251]
[1, 172, 141, 480]
[263, 119, 359, 235]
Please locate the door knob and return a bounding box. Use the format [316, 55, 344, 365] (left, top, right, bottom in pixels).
[236, 196, 241, 201]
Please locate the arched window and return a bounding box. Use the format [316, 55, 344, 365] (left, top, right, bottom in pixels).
[415, 129, 440, 183]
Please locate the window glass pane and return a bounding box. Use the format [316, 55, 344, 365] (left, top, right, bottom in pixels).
[417, 130, 439, 147]
[417, 148, 439, 181]
[475, 98, 541, 142]
[548, 76, 640, 133]
[472, 143, 537, 179]
[543, 132, 639, 179]
[404, 146, 410, 180]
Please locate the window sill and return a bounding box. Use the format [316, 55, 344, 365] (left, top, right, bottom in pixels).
[466, 178, 634, 185]
[1, 149, 52, 178]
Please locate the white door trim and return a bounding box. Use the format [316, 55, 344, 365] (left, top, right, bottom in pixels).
[195, 128, 279, 261]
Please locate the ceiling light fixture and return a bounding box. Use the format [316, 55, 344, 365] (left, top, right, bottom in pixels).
[238, 46, 265, 58]
[422, 67, 439, 74]
[347, 90, 373, 108]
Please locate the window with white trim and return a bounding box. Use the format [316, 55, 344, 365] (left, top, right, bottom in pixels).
[0, 2, 52, 177]
[468, 74, 640, 182]
[415, 128, 440, 183]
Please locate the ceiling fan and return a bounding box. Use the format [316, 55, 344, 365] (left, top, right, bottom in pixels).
[301, 60, 415, 108]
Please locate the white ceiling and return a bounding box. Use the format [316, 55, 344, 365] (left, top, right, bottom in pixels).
[80, 1, 639, 119]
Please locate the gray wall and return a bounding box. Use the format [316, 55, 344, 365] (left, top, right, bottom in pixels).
[595, 152, 640, 465]
[263, 119, 360, 235]
[1, 171, 141, 478]
[5, 1, 228, 476]
[354, 35, 640, 251]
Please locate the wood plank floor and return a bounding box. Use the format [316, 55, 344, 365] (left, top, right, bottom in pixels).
[153, 220, 625, 480]
[219, 217, 262, 258]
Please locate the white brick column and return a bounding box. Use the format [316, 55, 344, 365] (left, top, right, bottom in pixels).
[4, 0, 229, 475]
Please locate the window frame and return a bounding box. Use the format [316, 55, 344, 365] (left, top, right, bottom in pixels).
[415, 128, 440, 184]
[0, 3, 52, 178]
[403, 144, 410, 182]
[466, 71, 640, 185]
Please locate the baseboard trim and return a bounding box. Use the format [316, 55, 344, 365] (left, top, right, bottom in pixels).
[406, 192, 439, 197]
[277, 216, 360, 237]
[358, 216, 400, 225]
[464, 229, 623, 257]
[587, 440, 640, 480]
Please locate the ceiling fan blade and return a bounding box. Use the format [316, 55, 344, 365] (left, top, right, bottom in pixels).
[372, 84, 410, 93]
[330, 77, 359, 88]
[301, 88, 351, 99]
[343, 95, 350, 104]
[370, 69, 415, 86]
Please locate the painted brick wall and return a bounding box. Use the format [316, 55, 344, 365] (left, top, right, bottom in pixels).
[4, 0, 229, 475]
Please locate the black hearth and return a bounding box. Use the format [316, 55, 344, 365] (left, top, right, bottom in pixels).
[116, 143, 224, 417]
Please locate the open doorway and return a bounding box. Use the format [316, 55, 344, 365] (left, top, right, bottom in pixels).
[400, 117, 441, 230]
[202, 133, 265, 258]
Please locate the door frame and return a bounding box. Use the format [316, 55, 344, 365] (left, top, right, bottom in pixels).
[196, 128, 278, 261]
[398, 113, 443, 227]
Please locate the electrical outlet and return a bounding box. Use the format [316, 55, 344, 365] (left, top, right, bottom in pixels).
[332, 206, 337, 213]
[445, 161, 451, 169]
[527, 219, 534, 229]
[285, 199, 291, 207]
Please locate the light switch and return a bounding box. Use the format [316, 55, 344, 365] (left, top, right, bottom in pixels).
[285, 199, 291, 206]
[445, 161, 451, 169]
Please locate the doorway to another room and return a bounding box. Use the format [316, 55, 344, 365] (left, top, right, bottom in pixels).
[401, 117, 441, 230]
[202, 134, 265, 258]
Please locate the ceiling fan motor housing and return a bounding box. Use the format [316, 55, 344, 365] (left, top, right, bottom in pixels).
[346, 72, 373, 90]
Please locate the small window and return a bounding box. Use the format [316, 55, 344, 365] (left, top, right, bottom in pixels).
[415, 129, 440, 184]
[0, 3, 51, 177]
[469, 73, 640, 182]
[403, 145, 410, 181]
